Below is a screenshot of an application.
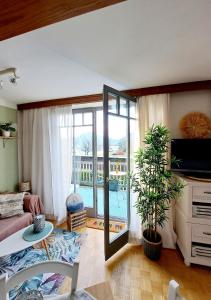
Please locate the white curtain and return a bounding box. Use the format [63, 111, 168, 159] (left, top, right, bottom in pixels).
[137, 94, 177, 249]
[129, 118, 142, 244]
[18, 106, 72, 223]
[130, 192, 142, 244]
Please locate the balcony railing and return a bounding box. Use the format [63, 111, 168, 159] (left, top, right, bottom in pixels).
[72, 156, 127, 187]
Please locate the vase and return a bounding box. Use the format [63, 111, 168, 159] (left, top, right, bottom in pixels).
[33, 214, 45, 233]
[2, 130, 10, 138]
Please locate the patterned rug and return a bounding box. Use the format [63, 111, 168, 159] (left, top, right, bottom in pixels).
[0, 228, 86, 300]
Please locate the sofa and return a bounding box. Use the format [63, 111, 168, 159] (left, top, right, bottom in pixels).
[0, 194, 44, 242]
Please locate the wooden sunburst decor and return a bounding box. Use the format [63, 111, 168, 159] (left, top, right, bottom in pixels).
[180, 112, 211, 138]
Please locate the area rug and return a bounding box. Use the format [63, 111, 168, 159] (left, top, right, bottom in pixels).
[86, 217, 126, 233]
[0, 228, 86, 300]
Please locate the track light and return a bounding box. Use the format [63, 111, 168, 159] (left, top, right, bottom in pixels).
[9, 75, 20, 85]
[0, 68, 20, 88]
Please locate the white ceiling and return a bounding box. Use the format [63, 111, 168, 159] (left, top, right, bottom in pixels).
[0, 0, 211, 105]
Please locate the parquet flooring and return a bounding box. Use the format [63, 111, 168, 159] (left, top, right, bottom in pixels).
[58, 224, 211, 300]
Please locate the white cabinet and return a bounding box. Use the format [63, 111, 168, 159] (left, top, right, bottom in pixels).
[175, 176, 211, 267]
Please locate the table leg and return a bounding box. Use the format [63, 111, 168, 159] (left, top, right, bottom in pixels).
[41, 239, 50, 259]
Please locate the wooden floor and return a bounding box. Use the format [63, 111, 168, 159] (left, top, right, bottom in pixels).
[59, 224, 211, 300]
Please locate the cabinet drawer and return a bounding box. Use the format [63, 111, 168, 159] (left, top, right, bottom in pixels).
[192, 187, 211, 203]
[192, 224, 211, 244]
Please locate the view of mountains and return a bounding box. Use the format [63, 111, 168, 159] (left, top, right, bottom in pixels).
[75, 133, 126, 151]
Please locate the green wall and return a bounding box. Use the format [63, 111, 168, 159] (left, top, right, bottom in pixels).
[0, 105, 18, 192]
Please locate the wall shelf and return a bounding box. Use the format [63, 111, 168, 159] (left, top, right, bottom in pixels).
[0, 136, 16, 148]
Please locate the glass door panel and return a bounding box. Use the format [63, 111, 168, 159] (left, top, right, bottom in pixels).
[129, 101, 136, 119]
[108, 114, 128, 243]
[83, 112, 93, 125]
[72, 111, 95, 216]
[108, 93, 118, 114]
[96, 110, 104, 216]
[119, 97, 128, 117]
[103, 85, 136, 260]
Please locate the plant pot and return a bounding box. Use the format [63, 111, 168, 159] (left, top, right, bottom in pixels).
[2, 130, 10, 138]
[142, 229, 162, 260]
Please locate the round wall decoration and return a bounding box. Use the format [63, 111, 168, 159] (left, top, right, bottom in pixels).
[179, 112, 211, 138]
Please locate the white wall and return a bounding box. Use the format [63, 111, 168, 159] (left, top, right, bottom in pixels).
[0, 97, 17, 109]
[170, 90, 211, 138]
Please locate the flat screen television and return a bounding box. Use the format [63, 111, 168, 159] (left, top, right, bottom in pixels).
[171, 138, 211, 177]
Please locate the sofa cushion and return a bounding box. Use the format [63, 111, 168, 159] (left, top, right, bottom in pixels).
[0, 193, 24, 219]
[0, 212, 33, 241]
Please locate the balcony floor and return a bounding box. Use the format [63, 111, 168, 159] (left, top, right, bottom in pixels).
[77, 186, 127, 220]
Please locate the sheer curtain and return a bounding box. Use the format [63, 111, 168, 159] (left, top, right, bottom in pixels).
[129, 117, 142, 244]
[18, 106, 72, 223]
[136, 94, 177, 249]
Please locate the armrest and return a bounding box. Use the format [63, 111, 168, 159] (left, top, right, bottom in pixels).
[23, 194, 44, 217]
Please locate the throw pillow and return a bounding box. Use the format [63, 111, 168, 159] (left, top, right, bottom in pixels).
[0, 193, 24, 219]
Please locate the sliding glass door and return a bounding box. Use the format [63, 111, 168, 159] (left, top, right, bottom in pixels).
[103, 85, 136, 260]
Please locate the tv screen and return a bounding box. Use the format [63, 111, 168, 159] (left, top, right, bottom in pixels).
[171, 139, 211, 175]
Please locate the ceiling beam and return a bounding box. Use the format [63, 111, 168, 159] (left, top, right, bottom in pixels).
[17, 80, 211, 110]
[124, 80, 211, 97]
[0, 0, 125, 41]
[18, 93, 102, 110]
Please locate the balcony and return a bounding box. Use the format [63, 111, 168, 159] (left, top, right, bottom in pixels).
[72, 156, 128, 220]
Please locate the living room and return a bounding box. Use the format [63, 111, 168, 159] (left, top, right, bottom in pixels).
[1, 1, 211, 299]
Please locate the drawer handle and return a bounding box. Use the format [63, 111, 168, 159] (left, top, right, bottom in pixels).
[203, 232, 211, 235]
[204, 192, 211, 194]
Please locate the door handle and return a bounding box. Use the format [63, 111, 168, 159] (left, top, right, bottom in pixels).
[203, 232, 211, 236]
[106, 177, 109, 183]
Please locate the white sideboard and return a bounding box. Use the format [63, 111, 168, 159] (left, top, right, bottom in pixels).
[175, 175, 211, 267]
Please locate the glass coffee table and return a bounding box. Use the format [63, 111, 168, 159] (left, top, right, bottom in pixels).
[0, 221, 53, 259]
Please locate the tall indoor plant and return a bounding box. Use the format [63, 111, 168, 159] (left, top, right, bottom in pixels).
[131, 125, 184, 260]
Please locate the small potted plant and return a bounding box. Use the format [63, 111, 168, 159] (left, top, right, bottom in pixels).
[131, 125, 184, 260]
[0, 122, 16, 137]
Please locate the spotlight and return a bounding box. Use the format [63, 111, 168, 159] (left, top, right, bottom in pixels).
[0, 68, 20, 88]
[9, 75, 20, 85]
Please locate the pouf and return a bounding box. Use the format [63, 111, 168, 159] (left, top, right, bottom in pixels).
[66, 193, 84, 213]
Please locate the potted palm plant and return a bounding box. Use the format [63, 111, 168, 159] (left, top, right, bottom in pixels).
[131, 125, 184, 260]
[0, 122, 16, 137]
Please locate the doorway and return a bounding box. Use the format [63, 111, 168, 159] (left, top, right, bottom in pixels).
[72, 87, 136, 260]
[72, 105, 134, 220]
[72, 107, 101, 218]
